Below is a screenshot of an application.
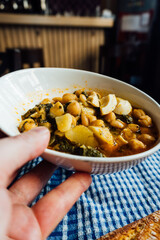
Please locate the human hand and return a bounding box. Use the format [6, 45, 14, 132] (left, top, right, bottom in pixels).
[0, 127, 91, 240]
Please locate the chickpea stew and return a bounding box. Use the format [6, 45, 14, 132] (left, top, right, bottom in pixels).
[19, 90, 158, 157]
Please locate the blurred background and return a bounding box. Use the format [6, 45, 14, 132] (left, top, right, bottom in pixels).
[0, 0, 159, 102]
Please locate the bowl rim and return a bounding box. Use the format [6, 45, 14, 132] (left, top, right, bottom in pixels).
[0, 67, 160, 163]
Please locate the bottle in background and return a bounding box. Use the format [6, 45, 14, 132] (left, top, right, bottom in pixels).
[0, 0, 12, 13]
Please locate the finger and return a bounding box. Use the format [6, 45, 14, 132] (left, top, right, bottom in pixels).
[9, 161, 57, 205]
[0, 189, 12, 238]
[8, 204, 42, 240]
[32, 172, 92, 239]
[0, 127, 50, 187]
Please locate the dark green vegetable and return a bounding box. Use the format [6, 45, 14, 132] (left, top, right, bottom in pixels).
[58, 138, 75, 154]
[49, 118, 57, 132]
[57, 137, 104, 157]
[116, 114, 133, 124]
[22, 108, 36, 120]
[19, 121, 27, 133]
[45, 103, 53, 115]
[109, 126, 121, 136]
[49, 133, 56, 146]
[74, 145, 104, 157]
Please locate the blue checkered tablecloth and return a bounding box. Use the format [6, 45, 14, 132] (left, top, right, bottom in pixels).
[17, 150, 160, 240]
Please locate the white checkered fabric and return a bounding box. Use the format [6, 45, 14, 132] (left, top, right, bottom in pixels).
[17, 150, 160, 239]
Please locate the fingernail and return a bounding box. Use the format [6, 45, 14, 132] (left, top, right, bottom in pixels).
[28, 127, 50, 143]
[30, 126, 49, 135]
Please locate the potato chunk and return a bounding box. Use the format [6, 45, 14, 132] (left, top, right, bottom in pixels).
[89, 126, 114, 145]
[89, 126, 115, 153]
[55, 113, 72, 132]
[65, 125, 99, 148]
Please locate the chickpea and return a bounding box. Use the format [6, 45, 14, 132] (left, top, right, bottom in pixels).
[71, 115, 77, 126]
[19, 119, 37, 132]
[87, 115, 97, 123]
[138, 115, 152, 127]
[122, 128, 136, 141]
[104, 112, 116, 123]
[79, 94, 87, 103]
[140, 127, 152, 134]
[41, 98, 52, 104]
[128, 124, 140, 133]
[74, 89, 83, 97]
[82, 106, 96, 116]
[39, 121, 51, 131]
[129, 139, 146, 151]
[90, 119, 105, 127]
[116, 135, 128, 147]
[133, 109, 146, 119]
[67, 101, 81, 116]
[62, 93, 78, 104]
[81, 113, 89, 127]
[50, 102, 64, 118]
[110, 120, 126, 129]
[52, 97, 63, 103]
[138, 134, 156, 145]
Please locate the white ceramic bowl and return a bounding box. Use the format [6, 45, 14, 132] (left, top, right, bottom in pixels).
[0, 68, 160, 174]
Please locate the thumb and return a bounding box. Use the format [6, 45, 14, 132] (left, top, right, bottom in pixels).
[0, 127, 50, 187]
[0, 189, 12, 238]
